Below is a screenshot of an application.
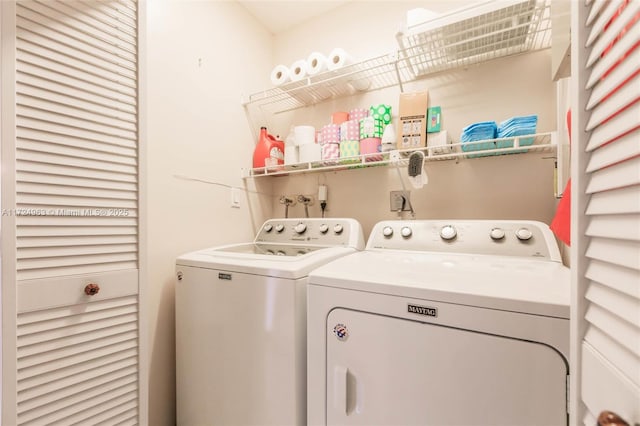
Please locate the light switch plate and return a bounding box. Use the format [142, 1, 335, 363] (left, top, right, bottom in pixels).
[231, 188, 241, 208]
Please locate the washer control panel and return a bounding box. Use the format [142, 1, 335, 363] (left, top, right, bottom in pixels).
[369, 220, 560, 261]
[255, 218, 365, 249]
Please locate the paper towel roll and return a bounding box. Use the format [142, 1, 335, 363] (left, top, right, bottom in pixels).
[270, 64, 290, 86]
[306, 52, 328, 76]
[326, 48, 353, 71]
[299, 143, 321, 163]
[290, 59, 308, 82]
[294, 125, 315, 145]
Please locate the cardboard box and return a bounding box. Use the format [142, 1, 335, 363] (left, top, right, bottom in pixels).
[397, 91, 429, 150]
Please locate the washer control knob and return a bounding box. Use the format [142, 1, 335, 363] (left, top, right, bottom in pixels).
[333, 224, 344, 234]
[382, 226, 393, 237]
[440, 225, 457, 240]
[294, 223, 307, 234]
[263, 224, 273, 233]
[516, 227, 533, 241]
[275, 224, 285, 233]
[490, 227, 505, 240]
[400, 226, 412, 238]
[276, 251, 286, 256]
[319, 224, 329, 234]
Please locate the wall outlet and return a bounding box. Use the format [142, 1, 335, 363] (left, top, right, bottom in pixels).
[390, 190, 411, 211]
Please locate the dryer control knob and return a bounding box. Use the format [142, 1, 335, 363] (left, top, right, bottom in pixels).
[440, 225, 457, 240]
[263, 224, 273, 232]
[294, 223, 307, 234]
[490, 228, 505, 240]
[382, 226, 393, 237]
[400, 226, 412, 238]
[333, 224, 344, 234]
[275, 224, 285, 233]
[516, 227, 533, 241]
[319, 224, 329, 234]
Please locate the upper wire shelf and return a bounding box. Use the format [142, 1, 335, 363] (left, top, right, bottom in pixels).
[242, 52, 415, 116]
[242, 0, 551, 116]
[244, 132, 557, 178]
[396, 0, 552, 77]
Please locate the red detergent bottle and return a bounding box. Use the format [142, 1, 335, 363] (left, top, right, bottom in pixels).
[253, 126, 285, 169]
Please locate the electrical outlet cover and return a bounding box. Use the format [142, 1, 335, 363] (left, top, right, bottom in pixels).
[390, 190, 411, 211]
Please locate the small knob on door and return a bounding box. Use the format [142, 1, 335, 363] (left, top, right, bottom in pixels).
[84, 283, 100, 296]
[598, 411, 630, 426]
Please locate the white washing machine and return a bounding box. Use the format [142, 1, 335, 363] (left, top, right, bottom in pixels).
[175, 218, 364, 426]
[307, 220, 570, 426]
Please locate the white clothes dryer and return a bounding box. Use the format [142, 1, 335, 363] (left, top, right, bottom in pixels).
[307, 220, 570, 426]
[175, 218, 364, 426]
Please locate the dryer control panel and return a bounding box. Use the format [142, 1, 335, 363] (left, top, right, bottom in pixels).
[255, 218, 365, 249]
[367, 220, 561, 261]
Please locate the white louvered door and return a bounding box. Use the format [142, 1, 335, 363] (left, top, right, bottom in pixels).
[570, 1, 640, 425]
[1, 0, 145, 424]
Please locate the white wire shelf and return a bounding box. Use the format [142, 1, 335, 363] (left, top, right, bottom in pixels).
[242, 52, 415, 116]
[396, 0, 552, 77]
[242, 0, 551, 117]
[244, 132, 557, 178]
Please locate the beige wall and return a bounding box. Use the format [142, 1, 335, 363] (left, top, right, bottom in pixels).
[266, 2, 559, 238]
[146, 1, 272, 424]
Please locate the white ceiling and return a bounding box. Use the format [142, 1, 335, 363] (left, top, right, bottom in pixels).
[237, 1, 350, 35]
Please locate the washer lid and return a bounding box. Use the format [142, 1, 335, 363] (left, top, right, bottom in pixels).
[308, 250, 570, 318]
[176, 243, 359, 279]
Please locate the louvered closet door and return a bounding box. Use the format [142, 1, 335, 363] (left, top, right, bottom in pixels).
[3, 0, 142, 424]
[572, 0, 640, 425]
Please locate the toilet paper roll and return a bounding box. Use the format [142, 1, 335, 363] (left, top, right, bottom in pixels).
[340, 119, 360, 142]
[331, 111, 349, 125]
[299, 143, 322, 163]
[290, 59, 308, 82]
[294, 125, 315, 145]
[270, 64, 290, 86]
[340, 140, 360, 158]
[360, 116, 384, 139]
[306, 52, 328, 76]
[347, 77, 371, 91]
[284, 145, 299, 165]
[326, 48, 353, 71]
[370, 104, 392, 125]
[339, 140, 360, 164]
[360, 137, 383, 162]
[321, 124, 340, 144]
[321, 143, 340, 165]
[349, 108, 369, 121]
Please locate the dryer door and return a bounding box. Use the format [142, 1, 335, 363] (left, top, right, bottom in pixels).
[326, 308, 568, 426]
